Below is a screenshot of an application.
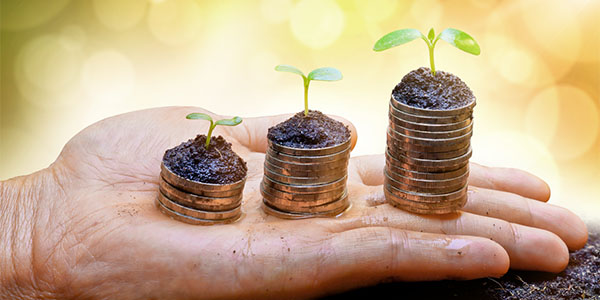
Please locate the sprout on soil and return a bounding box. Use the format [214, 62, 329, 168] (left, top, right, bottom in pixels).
[186, 113, 242, 149]
[275, 65, 343, 117]
[373, 28, 480, 75]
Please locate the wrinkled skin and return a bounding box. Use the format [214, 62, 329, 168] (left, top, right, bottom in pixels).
[0, 107, 588, 299]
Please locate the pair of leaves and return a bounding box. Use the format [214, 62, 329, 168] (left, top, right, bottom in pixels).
[186, 113, 242, 127]
[274, 65, 342, 82]
[373, 28, 480, 55]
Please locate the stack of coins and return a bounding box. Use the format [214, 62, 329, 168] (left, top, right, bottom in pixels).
[261, 138, 351, 219]
[385, 96, 475, 214]
[157, 163, 245, 225]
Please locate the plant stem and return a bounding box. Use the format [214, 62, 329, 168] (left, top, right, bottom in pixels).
[303, 79, 310, 117]
[428, 43, 436, 76]
[205, 122, 215, 148]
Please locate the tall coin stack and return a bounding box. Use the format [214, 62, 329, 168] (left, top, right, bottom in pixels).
[261, 138, 351, 219]
[158, 163, 245, 225]
[385, 96, 475, 214]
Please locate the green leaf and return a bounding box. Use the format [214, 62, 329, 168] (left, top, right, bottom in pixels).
[186, 113, 213, 121]
[307, 67, 342, 81]
[373, 28, 422, 51]
[215, 116, 243, 126]
[427, 28, 435, 41]
[439, 28, 480, 55]
[275, 64, 305, 77]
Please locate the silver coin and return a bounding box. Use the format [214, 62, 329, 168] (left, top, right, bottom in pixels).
[262, 175, 347, 194]
[264, 160, 347, 178]
[386, 151, 468, 173]
[384, 188, 466, 215]
[389, 111, 473, 132]
[260, 181, 345, 203]
[268, 138, 351, 156]
[265, 154, 349, 172]
[158, 191, 242, 220]
[159, 178, 242, 211]
[263, 167, 346, 185]
[390, 95, 476, 117]
[387, 146, 472, 168]
[156, 198, 242, 225]
[388, 120, 473, 139]
[161, 163, 245, 196]
[389, 103, 472, 124]
[261, 186, 348, 212]
[267, 148, 350, 164]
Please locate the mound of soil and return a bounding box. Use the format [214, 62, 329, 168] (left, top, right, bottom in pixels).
[393, 67, 475, 110]
[267, 110, 350, 149]
[325, 224, 600, 299]
[163, 135, 247, 184]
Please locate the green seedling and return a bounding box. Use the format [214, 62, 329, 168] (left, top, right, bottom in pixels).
[373, 28, 480, 75]
[275, 65, 343, 117]
[186, 113, 242, 149]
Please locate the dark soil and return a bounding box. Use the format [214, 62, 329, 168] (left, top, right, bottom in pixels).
[325, 224, 600, 300]
[162, 135, 247, 184]
[393, 67, 475, 110]
[267, 110, 350, 149]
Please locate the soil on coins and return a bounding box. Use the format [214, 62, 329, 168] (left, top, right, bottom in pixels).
[267, 110, 350, 149]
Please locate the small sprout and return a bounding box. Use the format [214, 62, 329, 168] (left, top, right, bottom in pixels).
[373, 27, 480, 75]
[186, 113, 242, 149]
[275, 64, 342, 117]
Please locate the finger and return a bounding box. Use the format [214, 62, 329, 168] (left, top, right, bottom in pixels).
[463, 187, 588, 250]
[326, 227, 509, 285]
[333, 205, 569, 273]
[468, 162, 551, 202]
[223, 113, 358, 153]
[348, 154, 385, 185]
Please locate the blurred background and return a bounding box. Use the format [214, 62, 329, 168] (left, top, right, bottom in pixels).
[1, 0, 598, 221]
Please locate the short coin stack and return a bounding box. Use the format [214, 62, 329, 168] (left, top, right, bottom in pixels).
[385, 96, 475, 214]
[157, 163, 245, 225]
[261, 138, 351, 219]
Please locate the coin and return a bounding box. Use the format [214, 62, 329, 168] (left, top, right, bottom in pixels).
[387, 131, 471, 153]
[384, 182, 468, 203]
[158, 191, 242, 221]
[262, 175, 347, 194]
[387, 127, 473, 147]
[384, 188, 466, 215]
[261, 186, 348, 212]
[264, 160, 347, 178]
[260, 181, 345, 201]
[262, 194, 350, 219]
[265, 155, 349, 172]
[385, 162, 469, 180]
[159, 178, 242, 211]
[384, 174, 465, 194]
[386, 142, 471, 160]
[390, 95, 476, 117]
[386, 151, 468, 173]
[264, 166, 346, 185]
[387, 146, 473, 168]
[384, 166, 469, 188]
[161, 163, 245, 196]
[268, 138, 351, 156]
[388, 120, 473, 139]
[389, 112, 473, 132]
[156, 198, 242, 225]
[267, 148, 350, 164]
[389, 103, 472, 124]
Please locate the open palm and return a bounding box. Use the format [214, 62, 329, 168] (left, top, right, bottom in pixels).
[22, 106, 587, 299]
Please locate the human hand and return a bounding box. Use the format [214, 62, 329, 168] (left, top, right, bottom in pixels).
[0, 107, 587, 299]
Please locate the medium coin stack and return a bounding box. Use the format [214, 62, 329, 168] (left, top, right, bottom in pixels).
[385, 96, 475, 214]
[157, 163, 245, 225]
[261, 138, 351, 219]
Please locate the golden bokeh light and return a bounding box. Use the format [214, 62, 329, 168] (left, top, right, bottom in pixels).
[354, 0, 398, 22]
[81, 50, 135, 103]
[290, 0, 345, 49]
[0, 0, 70, 31]
[93, 0, 147, 31]
[260, 0, 293, 24]
[409, 0, 443, 29]
[147, 0, 202, 46]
